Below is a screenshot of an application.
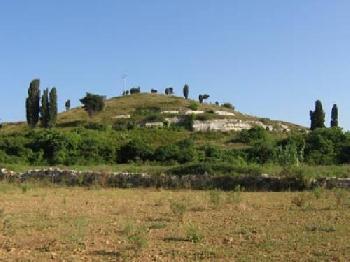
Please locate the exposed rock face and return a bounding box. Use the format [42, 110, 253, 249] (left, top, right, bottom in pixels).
[192, 119, 289, 132]
[215, 111, 235, 116]
[185, 110, 204, 115]
[164, 117, 181, 125]
[113, 114, 131, 119]
[161, 111, 179, 114]
[145, 122, 164, 128]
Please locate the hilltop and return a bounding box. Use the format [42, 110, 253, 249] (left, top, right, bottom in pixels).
[1, 93, 305, 133]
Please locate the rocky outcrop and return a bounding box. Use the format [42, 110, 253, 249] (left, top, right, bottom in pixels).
[145, 122, 164, 128]
[215, 111, 235, 116]
[192, 119, 290, 132]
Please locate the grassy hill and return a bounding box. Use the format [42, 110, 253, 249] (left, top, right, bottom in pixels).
[1, 93, 304, 133]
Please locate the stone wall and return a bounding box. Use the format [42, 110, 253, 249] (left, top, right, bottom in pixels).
[0, 168, 349, 191]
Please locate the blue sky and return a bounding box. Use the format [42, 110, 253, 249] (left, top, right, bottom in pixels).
[0, 0, 349, 129]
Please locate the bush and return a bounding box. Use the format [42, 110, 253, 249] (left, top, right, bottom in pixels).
[117, 139, 153, 163]
[113, 120, 135, 131]
[222, 103, 235, 110]
[238, 127, 269, 144]
[84, 122, 108, 131]
[189, 102, 199, 111]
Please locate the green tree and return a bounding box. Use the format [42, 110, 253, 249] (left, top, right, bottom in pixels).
[183, 84, 189, 99]
[49, 87, 57, 127]
[40, 88, 50, 128]
[331, 104, 338, 128]
[310, 100, 325, 130]
[25, 79, 41, 128]
[80, 93, 105, 117]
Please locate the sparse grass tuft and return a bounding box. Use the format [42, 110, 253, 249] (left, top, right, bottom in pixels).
[291, 193, 311, 209]
[333, 188, 348, 208]
[185, 223, 204, 243]
[122, 222, 149, 251]
[169, 199, 187, 222]
[208, 190, 222, 209]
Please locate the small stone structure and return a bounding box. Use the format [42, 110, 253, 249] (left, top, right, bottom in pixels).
[215, 111, 235, 116]
[113, 114, 131, 119]
[161, 111, 179, 114]
[185, 110, 205, 115]
[145, 122, 164, 128]
[192, 119, 290, 132]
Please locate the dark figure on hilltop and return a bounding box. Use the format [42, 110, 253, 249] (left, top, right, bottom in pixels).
[310, 100, 325, 130]
[130, 87, 141, 94]
[65, 99, 71, 111]
[199, 94, 210, 104]
[165, 87, 174, 95]
[331, 104, 339, 128]
[183, 84, 189, 99]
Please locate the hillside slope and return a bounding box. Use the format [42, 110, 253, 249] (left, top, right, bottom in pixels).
[2, 93, 305, 132]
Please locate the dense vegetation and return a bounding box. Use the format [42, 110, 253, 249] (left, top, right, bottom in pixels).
[0, 125, 349, 171]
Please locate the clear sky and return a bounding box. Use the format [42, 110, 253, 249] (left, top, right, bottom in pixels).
[0, 0, 349, 129]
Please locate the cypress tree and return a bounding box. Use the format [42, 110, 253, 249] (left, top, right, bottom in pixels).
[183, 84, 189, 99]
[49, 87, 57, 127]
[310, 100, 325, 130]
[331, 104, 339, 128]
[40, 88, 50, 128]
[25, 79, 40, 128]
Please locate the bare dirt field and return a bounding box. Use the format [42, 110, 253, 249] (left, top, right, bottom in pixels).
[0, 183, 349, 261]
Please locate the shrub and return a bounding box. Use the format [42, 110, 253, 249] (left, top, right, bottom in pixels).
[113, 120, 135, 131]
[222, 103, 235, 110]
[238, 127, 269, 144]
[84, 122, 108, 131]
[134, 106, 161, 115]
[143, 113, 164, 123]
[117, 140, 153, 163]
[189, 102, 199, 111]
[80, 93, 105, 117]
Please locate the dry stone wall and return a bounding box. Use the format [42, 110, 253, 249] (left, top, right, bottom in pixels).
[0, 168, 349, 191]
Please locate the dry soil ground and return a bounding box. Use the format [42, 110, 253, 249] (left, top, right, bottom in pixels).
[0, 183, 349, 261]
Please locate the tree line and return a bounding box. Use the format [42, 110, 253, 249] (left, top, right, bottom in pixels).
[25, 79, 58, 128]
[310, 100, 339, 130]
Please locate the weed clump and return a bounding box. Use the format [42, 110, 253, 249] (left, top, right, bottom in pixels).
[169, 200, 187, 222]
[185, 223, 204, 243]
[122, 222, 149, 251]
